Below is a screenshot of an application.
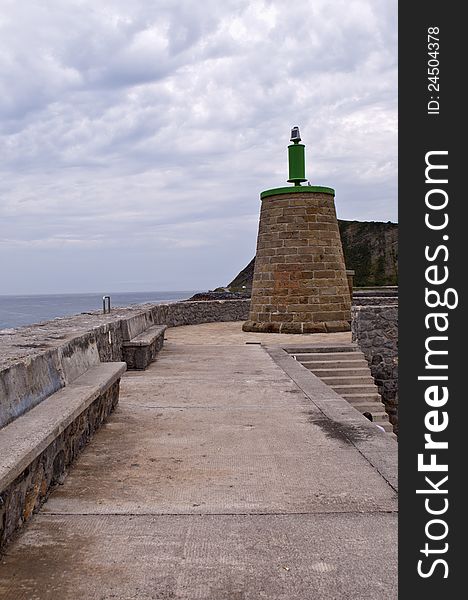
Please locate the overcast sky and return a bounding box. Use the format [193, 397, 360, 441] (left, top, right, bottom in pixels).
[0, 0, 397, 295]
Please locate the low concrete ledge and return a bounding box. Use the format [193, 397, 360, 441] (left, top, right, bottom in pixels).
[0, 361, 126, 549]
[122, 325, 167, 370]
[0, 332, 111, 429]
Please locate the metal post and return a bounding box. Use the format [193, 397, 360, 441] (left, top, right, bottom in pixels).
[287, 126, 307, 185]
[103, 295, 111, 314]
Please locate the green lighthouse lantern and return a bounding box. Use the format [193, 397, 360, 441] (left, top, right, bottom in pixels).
[287, 126, 307, 185]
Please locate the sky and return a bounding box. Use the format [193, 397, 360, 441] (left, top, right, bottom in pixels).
[0, 0, 397, 295]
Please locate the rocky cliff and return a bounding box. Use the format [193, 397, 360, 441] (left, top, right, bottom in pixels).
[227, 220, 398, 290]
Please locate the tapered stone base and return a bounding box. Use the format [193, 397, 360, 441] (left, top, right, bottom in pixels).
[242, 320, 350, 334]
[243, 187, 352, 334]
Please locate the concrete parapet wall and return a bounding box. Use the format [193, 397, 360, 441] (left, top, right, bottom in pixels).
[351, 305, 398, 433]
[0, 300, 250, 428]
[0, 350, 64, 429]
[0, 335, 107, 429]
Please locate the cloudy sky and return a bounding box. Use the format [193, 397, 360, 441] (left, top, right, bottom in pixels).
[0, 0, 397, 295]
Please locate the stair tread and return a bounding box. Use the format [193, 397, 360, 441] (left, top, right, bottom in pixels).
[303, 364, 369, 371]
[347, 398, 385, 407]
[340, 395, 381, 401]
[311, 369, 374, 381]
[312, 367, 370, 373]
[361, 411, 389, 420]
[346, 391, 381, 396]
[287, 346, 359, 354]
[351, 402, 387, 410]
[297, 352, 364, 358]
[293, 351, 394, 434]
[301, 359, 368, 366]
[302, 359, 368, 364]
[321, 376, 374, 382]
[312, 372, 370, 378]
[331, 385, 377, 391]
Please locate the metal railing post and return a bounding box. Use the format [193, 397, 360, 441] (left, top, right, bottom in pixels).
[102, 295, 111, 314]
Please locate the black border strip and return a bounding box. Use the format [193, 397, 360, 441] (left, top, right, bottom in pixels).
[399, 3, 463, 595]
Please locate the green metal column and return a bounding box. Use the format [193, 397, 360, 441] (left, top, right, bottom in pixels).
[287, 142, 306, 185]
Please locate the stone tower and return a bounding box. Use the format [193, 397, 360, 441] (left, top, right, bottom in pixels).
[243, 127, 351, 334]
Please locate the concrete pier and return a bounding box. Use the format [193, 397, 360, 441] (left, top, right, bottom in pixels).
[0, 322, 397, 599]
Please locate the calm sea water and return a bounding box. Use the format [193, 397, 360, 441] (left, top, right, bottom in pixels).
[0, 291, 198, 330]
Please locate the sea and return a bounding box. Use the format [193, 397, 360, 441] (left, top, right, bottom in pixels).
[0, 291, 198, 330]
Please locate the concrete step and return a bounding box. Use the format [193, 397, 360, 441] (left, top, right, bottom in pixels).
[291, 346, 395, 436]
[286, 345, 358, 354]
[295, 351, 365, 362]
[311, 367, 370, 378]
[330, 384, 377, 395]
[380, 421, 395, 433]
[363, 420, 393, 433]
[301, 359, 369, 370]
[357, 407, 393, 430]
[373, 414, 391, 425]
[340, 392, 382, 404]
[350, 401, 388, 413]
[320, 375, 375, 386]
[359, 410, 389, 423]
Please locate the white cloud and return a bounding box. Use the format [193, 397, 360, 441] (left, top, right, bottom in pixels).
[0, 0, 397, 294]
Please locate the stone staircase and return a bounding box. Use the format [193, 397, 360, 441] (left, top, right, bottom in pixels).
[287, 345, 394, 434]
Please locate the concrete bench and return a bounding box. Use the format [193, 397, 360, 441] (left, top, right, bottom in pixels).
[121, 313, 167, 370]
[0, 339, 126, 549]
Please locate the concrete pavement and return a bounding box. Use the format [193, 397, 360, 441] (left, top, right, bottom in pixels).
[0, 322, 397, 599]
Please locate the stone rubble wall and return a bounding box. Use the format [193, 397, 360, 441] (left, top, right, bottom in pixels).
[150, 299, 250, 329]
[351, 305, 398, 433]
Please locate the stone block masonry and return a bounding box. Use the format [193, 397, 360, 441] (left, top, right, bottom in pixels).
[352, 305, 398, 433]
[244, 190, 352, 333]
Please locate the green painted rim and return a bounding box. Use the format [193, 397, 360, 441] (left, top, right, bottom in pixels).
[260, 185, 335, 199]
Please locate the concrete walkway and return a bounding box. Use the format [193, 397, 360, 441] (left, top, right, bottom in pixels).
[0, 323, 397, 599]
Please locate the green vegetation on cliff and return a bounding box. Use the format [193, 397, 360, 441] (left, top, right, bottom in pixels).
[227, 220, 398, 290]
[338, 220, 398, 287]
